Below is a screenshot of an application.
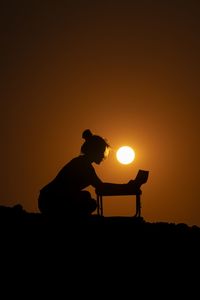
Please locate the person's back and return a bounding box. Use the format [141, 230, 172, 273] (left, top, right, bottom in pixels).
[40, 155, 100, 197]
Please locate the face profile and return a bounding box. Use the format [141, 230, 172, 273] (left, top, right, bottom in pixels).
[91, 145, 110, 165]
[81, 129, 110, 164]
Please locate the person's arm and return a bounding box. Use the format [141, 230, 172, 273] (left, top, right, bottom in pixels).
[92, 175, 140, 195]
[90, 166, 140, 195]
[95, 181, 140, 195]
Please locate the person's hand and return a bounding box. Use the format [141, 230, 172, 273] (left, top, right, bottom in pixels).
[127, 179, 135, 185]
[127, 180, 142, 192]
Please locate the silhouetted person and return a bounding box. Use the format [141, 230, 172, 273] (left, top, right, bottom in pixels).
[38, 129, 141, 218]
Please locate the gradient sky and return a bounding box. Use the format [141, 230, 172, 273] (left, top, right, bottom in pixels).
[1, 0, 200, 226]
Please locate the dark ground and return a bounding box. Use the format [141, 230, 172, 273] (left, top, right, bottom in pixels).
[1, 204, 199, 247]
[0, 204, 199, 296]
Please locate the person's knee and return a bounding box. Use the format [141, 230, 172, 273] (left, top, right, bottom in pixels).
[89, 198, 97, 213]
[80, 190, 91, 199]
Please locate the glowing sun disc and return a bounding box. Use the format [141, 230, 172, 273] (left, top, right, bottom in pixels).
[116, 146, 135, 164]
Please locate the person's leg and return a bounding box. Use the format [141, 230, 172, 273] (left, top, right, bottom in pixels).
[76, 191, 97, 215]
[38, 190, 97, 217]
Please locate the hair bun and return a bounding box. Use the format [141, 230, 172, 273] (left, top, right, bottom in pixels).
[82, 129, 93, 141]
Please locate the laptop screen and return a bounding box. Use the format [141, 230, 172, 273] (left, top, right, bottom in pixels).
[135, 169, 149, 184]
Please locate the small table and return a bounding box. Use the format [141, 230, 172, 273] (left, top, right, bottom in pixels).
[96, 189, 142, 218]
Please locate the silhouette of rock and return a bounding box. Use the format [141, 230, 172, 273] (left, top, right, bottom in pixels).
[0, 202, 199, 286]
[0, 204, 199, 246]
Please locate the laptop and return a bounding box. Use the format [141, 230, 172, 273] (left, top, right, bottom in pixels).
[134, 169, 149, 185]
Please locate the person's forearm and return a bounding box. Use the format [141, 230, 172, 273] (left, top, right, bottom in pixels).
[96, 182, 127, 195]
[96, 181, 140, 195]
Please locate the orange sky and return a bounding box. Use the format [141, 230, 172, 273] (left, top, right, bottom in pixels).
[1, 1, 200, 226]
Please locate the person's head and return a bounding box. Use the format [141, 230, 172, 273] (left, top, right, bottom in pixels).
[81, 129, 110, 164]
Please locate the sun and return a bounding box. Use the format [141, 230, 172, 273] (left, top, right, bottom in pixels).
[116, 146, 135, 164]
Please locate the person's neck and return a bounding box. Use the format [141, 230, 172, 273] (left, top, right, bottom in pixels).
[83, 154, 94, 163]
